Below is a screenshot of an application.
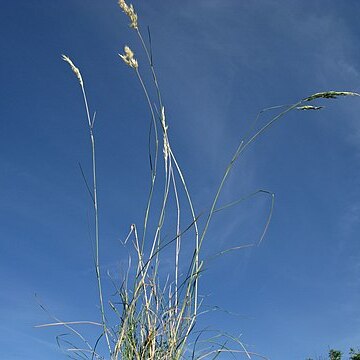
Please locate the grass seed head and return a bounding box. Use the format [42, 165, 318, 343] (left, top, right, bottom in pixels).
[62, 55, 83, 86]
[296, 105, 324, 111]
[119, 45, 139, 69]
[118, 0, 138, 29]
[304, 91, 360, 102]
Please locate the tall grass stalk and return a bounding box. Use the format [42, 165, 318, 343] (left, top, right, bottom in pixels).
[38, 2, 360, 359]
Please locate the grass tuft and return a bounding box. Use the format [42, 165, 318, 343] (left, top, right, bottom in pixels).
[38, 4, 360, 360]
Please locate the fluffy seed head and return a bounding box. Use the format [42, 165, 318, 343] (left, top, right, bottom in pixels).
[118, 0, 138, 29]
[119, 46, 138, 69]
[62, 55, 83, 86]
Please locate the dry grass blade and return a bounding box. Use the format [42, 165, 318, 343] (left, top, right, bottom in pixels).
[35, 321, 102, 328]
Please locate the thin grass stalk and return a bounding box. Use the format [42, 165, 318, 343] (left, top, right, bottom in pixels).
[139, 26, 201, 323]
[194, 101, 303, 276]
[79, 84, 112, 356]
[132, 224, 153, 347]
[170, 165, 181, 314]
[169, 149, 200, 310]
[146, 150, 171, 269]
[141, 167, 172, 349]
[149, 135, 172, 316]
[180, 100, 326, 354]
[61, 54, 112, 354]
[176, 101, 304, 356]
[196, 349, 269, 360]
[135, 28, 188, 326]
[134, 68, 160, 254]
[126, 23, 201, 356]
[133, 68, 174, 293]
[136, 28, 163, 113]
[37, 301, 94, 353]
[136, 23, 201, 329]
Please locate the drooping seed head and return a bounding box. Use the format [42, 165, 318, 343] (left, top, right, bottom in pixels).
[304, 91, 360, 102]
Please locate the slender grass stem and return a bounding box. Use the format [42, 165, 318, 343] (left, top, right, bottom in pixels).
[135, 68, 159, 253]
[79, 85, 112, 355]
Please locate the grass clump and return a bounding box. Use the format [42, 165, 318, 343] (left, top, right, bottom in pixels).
[38, 1, 359, 359]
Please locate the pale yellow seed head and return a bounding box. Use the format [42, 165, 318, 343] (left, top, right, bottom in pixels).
[62, 55, 83, 86]
[124, 46, 134, 58]
[119, 45, 138, 69]
[118, 0, 138, 29]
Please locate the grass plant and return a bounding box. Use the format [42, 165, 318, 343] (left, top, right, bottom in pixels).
[37, 2, 360, 359]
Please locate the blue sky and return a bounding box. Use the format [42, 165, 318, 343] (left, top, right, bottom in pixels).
[1, 1, 360, 359]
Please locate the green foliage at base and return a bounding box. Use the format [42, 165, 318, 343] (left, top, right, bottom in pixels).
[307, 347, 360, 360]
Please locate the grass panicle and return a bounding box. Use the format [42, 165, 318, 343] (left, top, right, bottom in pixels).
[119, 46, 139, 69]
[304, 90, 360, 102]
[118, 0, 138, 29]
[62, 55, 83, 86]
